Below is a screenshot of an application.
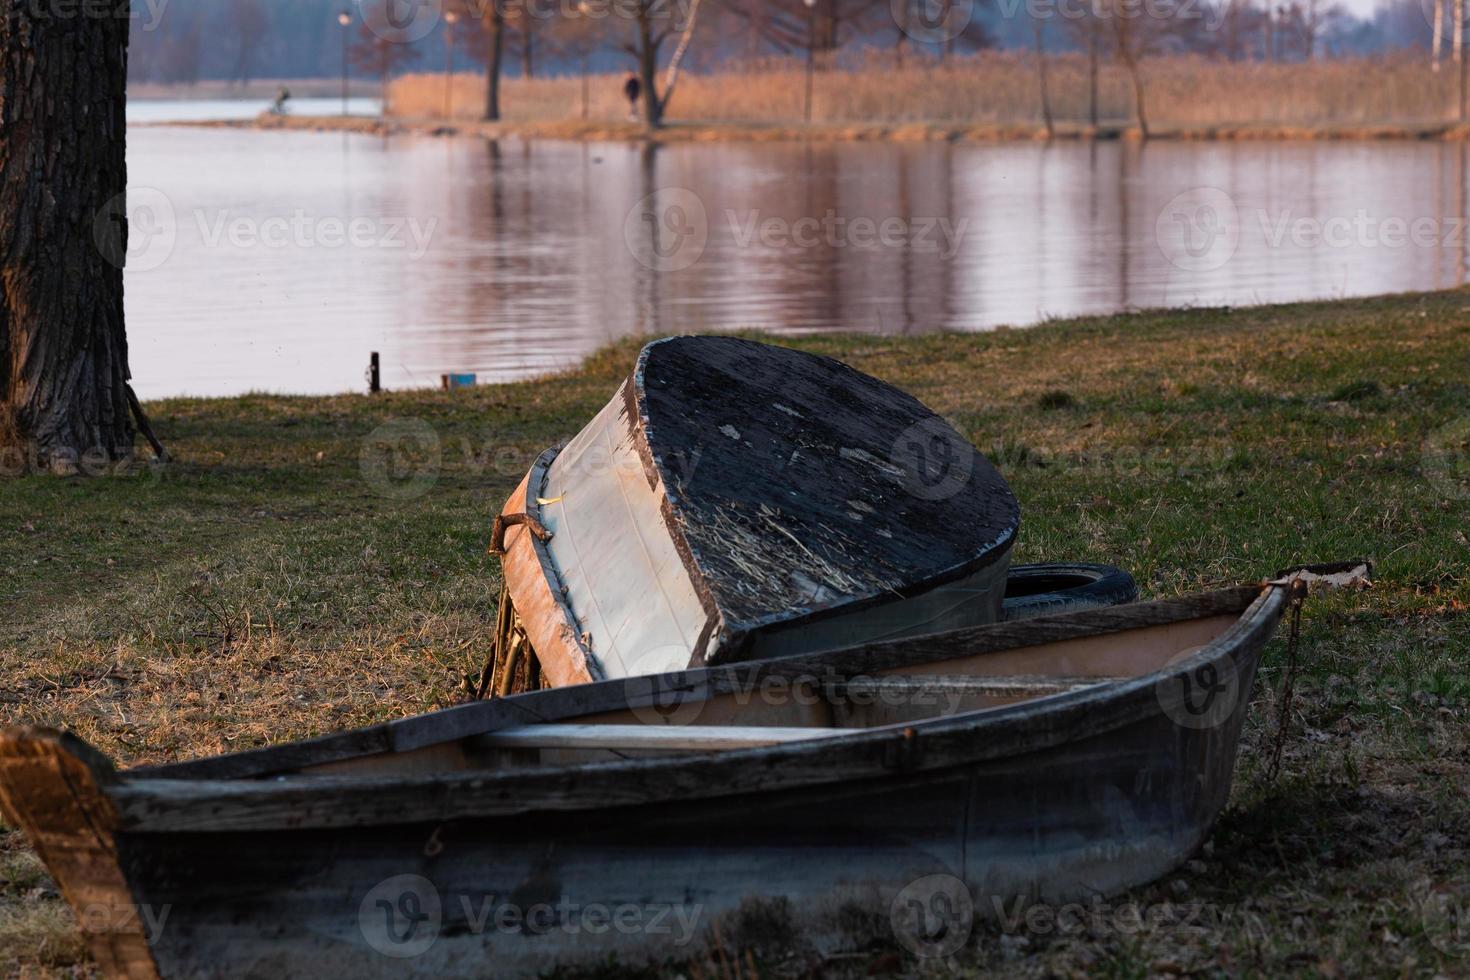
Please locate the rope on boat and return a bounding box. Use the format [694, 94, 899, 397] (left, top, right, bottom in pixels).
[1266, 578, 1309, 780]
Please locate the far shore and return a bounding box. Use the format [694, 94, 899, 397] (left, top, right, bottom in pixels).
[158, 112, 1470, 144]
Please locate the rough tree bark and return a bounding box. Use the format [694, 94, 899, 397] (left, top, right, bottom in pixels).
[0, 2, 136, 473]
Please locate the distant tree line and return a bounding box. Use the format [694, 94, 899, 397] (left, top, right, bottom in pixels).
[126, 0, 1455, 88]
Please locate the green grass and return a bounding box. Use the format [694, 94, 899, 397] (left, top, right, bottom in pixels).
[2, 289, 1469, 976]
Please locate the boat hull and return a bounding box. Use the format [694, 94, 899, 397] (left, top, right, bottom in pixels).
[0, 587, 1284, 978]
[107, 689, 1250, 978]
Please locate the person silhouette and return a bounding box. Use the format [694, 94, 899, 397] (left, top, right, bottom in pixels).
[623, 72, 641, 123]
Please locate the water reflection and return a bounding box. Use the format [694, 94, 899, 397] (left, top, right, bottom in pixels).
[123, 127, 1470, 399]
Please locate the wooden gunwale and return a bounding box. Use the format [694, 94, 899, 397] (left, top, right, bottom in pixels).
[105, 585, 1286, 834]
[137, 585, 1261, 782]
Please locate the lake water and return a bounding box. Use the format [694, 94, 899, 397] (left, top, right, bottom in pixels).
[122, 107, 1470, 399]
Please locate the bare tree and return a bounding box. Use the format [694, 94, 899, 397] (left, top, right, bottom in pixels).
[1033, 15, 1055, 137]
[350, 4, 424, 107]
[0, 4, 148, 472]
[509, 11, 537, 78]
[1105, 0, 1162, 137]
[1062, 7, 1106, 128]
[547, 9, 606, 120]
[228, 0, 271, 86]
[620, 0, 705, 129]
[452, 0, 508, 120]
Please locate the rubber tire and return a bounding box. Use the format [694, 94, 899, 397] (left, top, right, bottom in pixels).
[1000, 562, 1138, 622]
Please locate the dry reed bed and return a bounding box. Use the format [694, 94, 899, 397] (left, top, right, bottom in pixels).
[387, 55, 1458, 129]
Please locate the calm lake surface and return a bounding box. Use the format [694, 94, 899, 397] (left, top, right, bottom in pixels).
[123, 108, 1470, 399]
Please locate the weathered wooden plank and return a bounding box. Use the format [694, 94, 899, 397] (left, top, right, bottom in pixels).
[473, 723, 847, 751]
[831, 674, 1127, 698]
[0, 729, 160, 980]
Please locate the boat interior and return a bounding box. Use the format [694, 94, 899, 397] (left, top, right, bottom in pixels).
[247, 591, 1258, 780]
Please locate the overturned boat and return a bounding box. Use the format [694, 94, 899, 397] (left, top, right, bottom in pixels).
[489, 335, 1022, 692]
[0, 574, 1340, 979]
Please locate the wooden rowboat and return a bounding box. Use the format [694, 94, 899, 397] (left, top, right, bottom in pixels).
[0, 576, 1329, 979]
[489, 335, 1021, 692]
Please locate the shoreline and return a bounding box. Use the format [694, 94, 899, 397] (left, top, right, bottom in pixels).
[156, 113, 1470, 144]
[5, 288, 1469, 978]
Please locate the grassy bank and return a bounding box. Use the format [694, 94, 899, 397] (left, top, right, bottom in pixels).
[382, 55, 1463, 137]
[3, 291, 1469, 975]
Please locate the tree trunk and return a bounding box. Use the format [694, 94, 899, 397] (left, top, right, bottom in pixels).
[0, 4, 136, 474]
[1113, 19, 1149, 139]
[483, 11, 504, 121]
[1434, 0, 1444, 71]
[1087, 19, 1099, 128]
[637, 8, 662, 130]
[1033, 17, 1054, 139]
[520, 26, 532, 78]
